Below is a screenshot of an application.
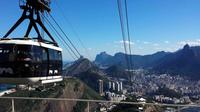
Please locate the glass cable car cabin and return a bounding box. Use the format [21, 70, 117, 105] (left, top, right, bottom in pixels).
[0, 0, 63, 84]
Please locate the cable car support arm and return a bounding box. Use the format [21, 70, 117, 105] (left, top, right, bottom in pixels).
[3, 0, 57, 45]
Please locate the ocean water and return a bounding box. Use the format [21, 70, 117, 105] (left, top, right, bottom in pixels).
[181, 107, 200, 112]
[0, 84, 15, 92]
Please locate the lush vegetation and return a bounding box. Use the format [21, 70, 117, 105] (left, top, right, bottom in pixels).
[73, 80, 104, 112]
[77, 70, 109, 92]
[0, 78, 103, 112]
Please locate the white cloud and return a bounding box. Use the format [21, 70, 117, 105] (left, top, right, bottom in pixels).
[178, 40, 200, 46]
[154, 47, 162, 50]
[196, 39, 200, 42]
[166, 47, 177, 52]
[164, 41, 169, 44]
[136, 40, 140, 43]
[143, 41, 150, 44]
[115, 40, 134, 45]
[87, 48, 92, 51]
[153, 43, 159, 46]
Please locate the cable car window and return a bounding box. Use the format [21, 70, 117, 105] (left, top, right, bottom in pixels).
[0, 44, 15, 62]
[58, 51, 62, 61]
[32, 46, 42, 62]
[49, 49, 55, 60]
[42, 48, 48, 76]
[16, 45, 32, 61]
[42, 48, 47, 61]
[54, 51, 58, 61]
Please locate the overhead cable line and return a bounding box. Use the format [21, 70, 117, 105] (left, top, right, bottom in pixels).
[41, 14, 79, 59]
[117, 0, 135, 82]
[48, 14, 82, 57]
[47, 24, 77, 61]
[117, 0, 131, 73]
[125, 0, 134, 78]
[43, 15, 77, 61]
[43, 14, 79, 59]
[54, 1, 92, 59]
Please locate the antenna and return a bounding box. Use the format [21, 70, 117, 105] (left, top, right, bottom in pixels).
[3, 0, 57, 45]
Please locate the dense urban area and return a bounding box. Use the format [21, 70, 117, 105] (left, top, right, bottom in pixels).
[96, 68, 200, 112]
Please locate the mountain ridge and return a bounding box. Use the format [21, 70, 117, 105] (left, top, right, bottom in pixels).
[94, 51, 170, 69]
[63, 58, 109, 91]
[94, 44, 200, 79]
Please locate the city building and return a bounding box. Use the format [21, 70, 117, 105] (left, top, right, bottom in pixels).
[120, 82, 123, 90]
[116, 81, 120, 92]
[99, 79, 104, 96]
[108, 81, 123, 92]
[109, 81, 112, 90]
[112, 82, 115, 91]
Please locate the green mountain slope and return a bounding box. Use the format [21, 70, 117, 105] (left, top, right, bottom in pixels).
[0, 78, 103, 112]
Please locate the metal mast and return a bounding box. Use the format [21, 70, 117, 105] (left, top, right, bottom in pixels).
[3, 0, 57, 45]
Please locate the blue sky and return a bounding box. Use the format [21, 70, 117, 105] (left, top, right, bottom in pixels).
[1, 0, 200, 61]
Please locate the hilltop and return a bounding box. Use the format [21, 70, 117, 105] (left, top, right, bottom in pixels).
[64, 58, 109, 91]
[95, 45, 200, 79]
[0, 78, 103, 112]
[95, 51, 169, 69]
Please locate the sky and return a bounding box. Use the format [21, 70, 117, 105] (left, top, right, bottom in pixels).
[1, 0, 200, 61]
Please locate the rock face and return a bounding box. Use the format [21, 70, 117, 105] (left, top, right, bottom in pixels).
[153, 44, 200, 79]
[64, 58, 99, 76]
[63, 58, 109, 92]
[0, 78, 102, 112]
[95, 45, 200, 80]
[95, 51, 112, 65]
[105, 65, 129, 79]
[94, 51, 169, 69]
[0, 58, 106, 112]
[35, 79, 85, 112]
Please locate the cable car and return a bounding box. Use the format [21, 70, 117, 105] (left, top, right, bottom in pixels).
[0, 38, 63, 84]
[0, 0, 63, 84]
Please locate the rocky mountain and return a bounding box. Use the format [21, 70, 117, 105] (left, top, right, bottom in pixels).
[95, 44, 200, 79]
[0, 58, 107, 112]
[153, 44, 200, 79]
[94, 51, 169, 69]
[95, 51, 113, 66]
[105, 65, 129, 79]
[63, 58, 109, 91]
[0, 79, 102, 112]
[64, 58, 99, 76]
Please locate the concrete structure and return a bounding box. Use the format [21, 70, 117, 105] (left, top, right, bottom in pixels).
[120, 81, 123, 91]
[116, 81, 120, 92]
[108, 81, 123, 92]
[112, 82, 115, 91]
[105, 92, 126, 101]
[108, 81, 112, 90]
[99, 79, 104, 96]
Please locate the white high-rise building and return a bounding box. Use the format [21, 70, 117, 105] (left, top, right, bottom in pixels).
[116, 81, 120, 92]
[109, 81, 112, 89]
[120, 81, 123, 91]
[98, 80, 104, 96]
[112, 82, 115, 90]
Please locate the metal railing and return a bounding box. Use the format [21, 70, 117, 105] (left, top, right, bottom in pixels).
[0, 97, 200, 112]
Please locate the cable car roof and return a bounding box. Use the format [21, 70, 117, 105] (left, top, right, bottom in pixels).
[0, 38, 62, 51]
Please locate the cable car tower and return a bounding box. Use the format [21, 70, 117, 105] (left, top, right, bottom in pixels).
[0, 0, 63, 84]
[4, 0, 55, 44]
